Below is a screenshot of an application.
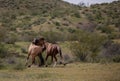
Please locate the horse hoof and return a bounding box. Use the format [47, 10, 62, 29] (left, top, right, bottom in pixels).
[64, 63, 66, 66]
[28, 65, 31, 67]
[38, 64, 44, 67]
[45, 65, 48, 67]
[59, 61, 62, 64]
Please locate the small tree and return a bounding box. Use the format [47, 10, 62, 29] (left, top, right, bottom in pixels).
[70, 30, 107, 62]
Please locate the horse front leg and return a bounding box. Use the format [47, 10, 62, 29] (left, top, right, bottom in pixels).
[45, 55, 49, 67]
[38, 54, 44, 67]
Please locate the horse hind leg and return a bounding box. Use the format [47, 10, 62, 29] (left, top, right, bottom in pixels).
[28, 56, 35, 67]
[50, 55, 54, 65]
[53, 55, 57, 67]
[59, 59, 67, 66]
[45, 55, 49, 67]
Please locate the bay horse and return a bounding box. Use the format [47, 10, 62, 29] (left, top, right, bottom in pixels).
[25, 38, 45, 67]
[43, 42, 65, 67]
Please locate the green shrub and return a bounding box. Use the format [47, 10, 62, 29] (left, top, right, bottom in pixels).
[0, 27, 7, 41]
[0, 44, 8, 58]
[4, 33, 18, 44]
[97, 25, 115, 34]
[54, 21, 60, 26]
[86, 13, 94, 21]
[73, 11, 81, 18]
[108, 32, 120, 39]
[112, 55, 120, 62]
[21, 47, 27, 53]
[68, 28, 76, 33]
[0, 64, 6, 70]
[33, 18, 46, 25]
[70, 30, 107, 62]
[40, 31, 67, 43]
[12, 63, 26, 71]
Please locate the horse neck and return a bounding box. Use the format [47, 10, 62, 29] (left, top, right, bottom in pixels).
[44, 42, 50, 49]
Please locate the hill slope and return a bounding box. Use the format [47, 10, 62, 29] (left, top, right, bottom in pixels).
[0, 0, 120, 67]
[0, 0, 119, 40]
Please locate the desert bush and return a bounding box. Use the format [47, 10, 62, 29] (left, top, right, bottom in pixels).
[73, 11, 81, 18]
[21, 47, 27, 53]
[67, 28, 76, 33]
[4, 33, 18, 44]
[19, 31, 37, 42]
[108, 32, 120, 39]
[0, 27, 9, 58]
[70, 30, 107, 62]
[63, 54, 74, 63]
[10, 14, 17, 19]
[102, 42, 120, 62]
[0, 44, 8, 58]
[97, 24, 115, 34]
[12, 62, 26, 71]
[94, 11, 102, 20]
[71, 42, 89, 61]
[7, 57, 16, 64]
[77, 22, 96, 32]
[33, 18, 46, 26]
[112, 55, 120, 62]
[0, 64, 5, 70]
[104, 42, 120, 54]
[40, 31, 69, 43]
[0, 60, 6, 70]
[0, 27, 7, 42]
[86, 13, 94, 21]
[51, 9, 65, 18]
[54, 21, 60, 26]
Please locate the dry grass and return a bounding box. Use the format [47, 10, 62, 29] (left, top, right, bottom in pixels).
[0, 63, 120, 81]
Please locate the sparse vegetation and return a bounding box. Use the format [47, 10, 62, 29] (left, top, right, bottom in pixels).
[0, 0, 120, 81]
[70, 30, 108, 62]
[0, 63, 120, 81]
[0, 0, 119, 61]
[12, 62, 26, 71]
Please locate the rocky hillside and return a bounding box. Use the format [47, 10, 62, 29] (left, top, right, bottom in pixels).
[0, 0, 120, 64]
[0, 0, 120, 42]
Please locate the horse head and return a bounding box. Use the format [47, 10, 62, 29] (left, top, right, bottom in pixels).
[38, 37, 48, 52]
[38, 37, 45, 45]
[32, 38, 40, 45]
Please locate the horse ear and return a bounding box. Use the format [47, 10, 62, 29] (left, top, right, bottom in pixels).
[39, 37, 45, 41]
[32, 38, 39, 45]
[32, 38, 36, 44]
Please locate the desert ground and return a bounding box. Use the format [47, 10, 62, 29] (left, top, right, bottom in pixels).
[0, 63, 120, 81]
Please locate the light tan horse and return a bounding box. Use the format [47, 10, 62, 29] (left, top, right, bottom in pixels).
[25, 38, 45, 67]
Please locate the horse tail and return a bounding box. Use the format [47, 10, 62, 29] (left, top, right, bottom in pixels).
[25, 52, 30, 66]
[59, 48, 66, 66]
[25, 46, 32, 66]
[59, 48, 63, 59]
[27, 52, 30, 60]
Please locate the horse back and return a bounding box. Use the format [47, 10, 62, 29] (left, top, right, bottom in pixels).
[28, 43, 42, 56]
[46, 43, 60, 55]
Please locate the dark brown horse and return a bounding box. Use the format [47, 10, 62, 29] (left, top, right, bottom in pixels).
[43, 42, 65, 67]
[25, 38, 45, 67]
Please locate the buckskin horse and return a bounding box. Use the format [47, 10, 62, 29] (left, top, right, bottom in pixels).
[25, 38, 45, 67]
